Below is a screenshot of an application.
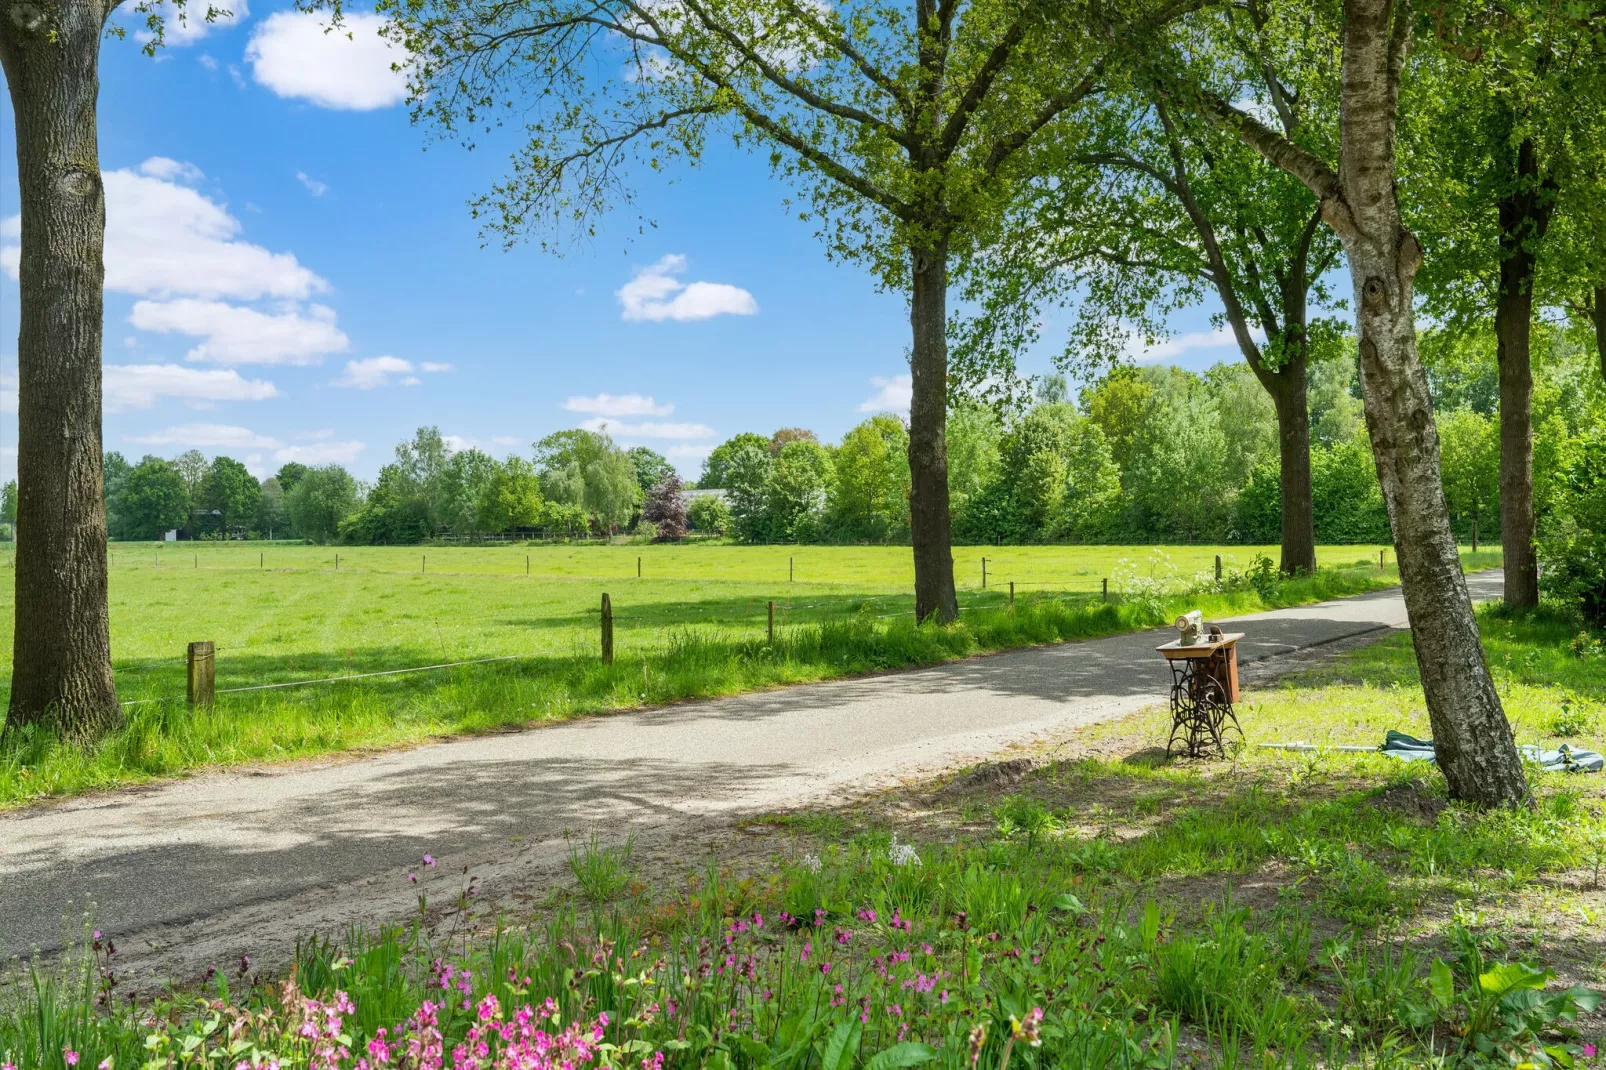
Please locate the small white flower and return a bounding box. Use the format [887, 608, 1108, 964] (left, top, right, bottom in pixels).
[888, 835, 921, 868]
[801, 853, 823, 873]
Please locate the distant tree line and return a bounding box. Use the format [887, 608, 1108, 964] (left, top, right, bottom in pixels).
[92, 428, 708, 544]
[43, 323, 1596, 557]
[700, 331, 1603, 552]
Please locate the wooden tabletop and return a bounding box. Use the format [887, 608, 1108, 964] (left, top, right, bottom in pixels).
[1156, 632, 1244, 658]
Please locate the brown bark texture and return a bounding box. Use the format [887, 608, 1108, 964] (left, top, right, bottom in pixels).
[1264, 359, 1317, 574]
[908, 241, 958, 624]
[1492, 137, 1551, 610]
[1151, 102, 1320, 575]
[1595, 285, 1605, 385]
[0, 0, 122, 738]
[1333, 0, 1530, 808]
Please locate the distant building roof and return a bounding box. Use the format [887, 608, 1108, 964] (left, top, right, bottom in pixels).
[680, 488, 729, 502]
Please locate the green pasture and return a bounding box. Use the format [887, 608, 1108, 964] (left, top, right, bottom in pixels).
[1, 540, 1407, 688]
[0, 541, 1497, 807]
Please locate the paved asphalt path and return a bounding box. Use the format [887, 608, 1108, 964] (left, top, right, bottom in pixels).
[0, 571, 1504, 981]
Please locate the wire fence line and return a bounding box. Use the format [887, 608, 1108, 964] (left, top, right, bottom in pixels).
[105, 581, 1111, 709]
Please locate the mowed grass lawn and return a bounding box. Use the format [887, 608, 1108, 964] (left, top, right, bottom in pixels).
[0, 541, 1493, 807]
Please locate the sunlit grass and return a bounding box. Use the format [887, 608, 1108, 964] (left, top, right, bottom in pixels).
[0, 544, 1500, 809]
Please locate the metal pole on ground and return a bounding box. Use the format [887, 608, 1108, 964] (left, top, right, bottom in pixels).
[601, 593, 614, 665]
[187, 641, 215, 708]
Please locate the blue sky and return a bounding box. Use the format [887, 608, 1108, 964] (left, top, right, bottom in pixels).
[0, 3, 1248, 484]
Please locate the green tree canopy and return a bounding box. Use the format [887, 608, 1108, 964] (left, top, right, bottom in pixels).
[118, 457, 190, 540]
[701, 434, 771, 489]
[285, 465, 361, 544]
[205, 456, 260, 536]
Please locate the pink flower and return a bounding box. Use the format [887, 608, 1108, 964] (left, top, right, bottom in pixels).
[64, 1051, 80, 1067]
[423, 854, 436, 867]
[408, 872, 417, 883]
[1585, 1044, 1599, 1059]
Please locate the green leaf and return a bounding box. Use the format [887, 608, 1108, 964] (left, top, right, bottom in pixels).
[862, 1042, 939, 1070]
[1566, 987, 1604, 1013]
[1429, 958, 1456, 1009]
[1052, 892, 1086, 915]
[1140, 900, 1161, 949]
[821, 1021, 862, 1070]
[1479, 962, 1549, 998]
[737, 1037, 771, 1063]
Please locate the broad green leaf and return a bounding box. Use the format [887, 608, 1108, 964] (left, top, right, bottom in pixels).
[1052, 892, 1086, 915]
[1429, 958, 1455, 1009]
[862, 1042, 939, 1070]
[1479, 962, 1549, 997]
[1566, 987, 1604, 1013]
[821, 1020, 862, 1070]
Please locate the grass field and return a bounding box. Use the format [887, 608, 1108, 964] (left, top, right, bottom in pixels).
[7, 603, 1602, 1070]
[0, 541, 1499, 808]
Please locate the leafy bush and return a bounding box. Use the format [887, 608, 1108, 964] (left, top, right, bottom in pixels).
[686, 495, 731, 535]
[1539, 431, 1606, 624]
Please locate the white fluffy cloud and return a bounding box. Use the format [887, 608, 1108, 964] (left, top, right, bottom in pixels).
[563, 393, 673, 418]
[616, 255, 758, 322]
[127, 425, 366, 468]
[333, 355, 448, 389]
[128, 423, 282, 449]
[857, 374, 911, 414]
[246, 11, 408, 110]
[104, 364, 280, 413]
[135, 0, 250, 47]
[582, 418, 715, 440]
[295, 171, 329, 197]
[129, 299, 349, 365]
[4, 160, 326, 302]
[273, 440, 366, 465]
[1123, 326, 1261, 363]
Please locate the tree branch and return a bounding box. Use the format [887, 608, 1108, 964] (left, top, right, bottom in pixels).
[937, 11, 1029, 158]
[777, 0, 908, 114]
[672, 0, 915, 149]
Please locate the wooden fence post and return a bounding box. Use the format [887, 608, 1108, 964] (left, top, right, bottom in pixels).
[422, 555, 426, 574]
[1009, 581, 1014, 608]
[187, 641, 215, 708]
[1102, 578, 1108, 602]
[260, 552, 263, 569]
[789, 557, 794, 582]
[336, 553, 340, 571]
[1379, 549, 1385, 570]
[601, 593, 614, 665]
[638, 555, 642, 578]
[194, 554, 198, 569]
[526, 554, 530, 575]
[1215, 555, 1222, 582]
[767, 600, 775, 645]
[981, 557, 987, 589]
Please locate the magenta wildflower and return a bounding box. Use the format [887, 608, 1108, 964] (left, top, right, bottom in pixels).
[423, 854, 436, 867]
[1587, 1044, 1600, 1059]
[63, 1051, 79, 1067]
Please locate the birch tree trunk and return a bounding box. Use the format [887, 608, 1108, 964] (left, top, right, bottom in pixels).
[908, 240, 958, 623]
[0, 0, 122, 738]
[1335, 0, 1529, 808]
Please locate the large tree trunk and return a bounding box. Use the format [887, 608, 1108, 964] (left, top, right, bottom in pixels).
[0, 0, 121, 739]
[1336, 0, 1529, 809]
[1593, 285, 1605, 386]
[1492, 136, 1551, 611]
[1265, 358, 1318, 574]
[908, 240, 958, 623]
